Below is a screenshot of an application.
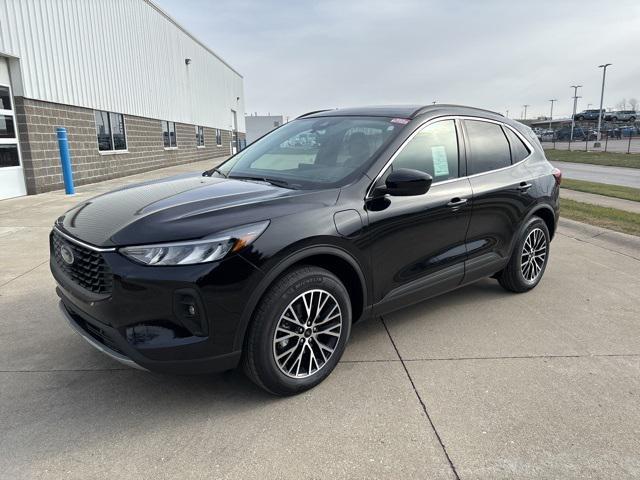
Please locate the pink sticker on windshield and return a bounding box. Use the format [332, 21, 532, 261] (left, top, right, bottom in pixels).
[390, 118, 410, 124]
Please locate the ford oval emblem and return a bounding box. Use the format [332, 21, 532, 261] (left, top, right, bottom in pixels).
[60, 244, 75, 265]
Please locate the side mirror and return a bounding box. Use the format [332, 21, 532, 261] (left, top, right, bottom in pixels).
[375, 168, 433, 197]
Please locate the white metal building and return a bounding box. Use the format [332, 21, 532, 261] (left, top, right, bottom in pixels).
[0, 0, 245, 199]
[245, 114, 287, 144]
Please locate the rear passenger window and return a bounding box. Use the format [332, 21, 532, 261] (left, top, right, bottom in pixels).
[504, 127, 530, 163]
[465, 120, 511, 175]
[392, 120, 459, 181]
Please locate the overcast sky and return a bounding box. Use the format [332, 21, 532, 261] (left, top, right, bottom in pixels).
[155, 0, 639, 120]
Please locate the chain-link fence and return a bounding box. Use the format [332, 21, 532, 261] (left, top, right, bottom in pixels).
[537, 121, 640, 154]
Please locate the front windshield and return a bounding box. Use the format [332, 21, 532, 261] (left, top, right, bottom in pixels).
[214, 116, 406, 189]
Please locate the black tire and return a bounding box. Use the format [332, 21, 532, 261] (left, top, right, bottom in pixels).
[576, 115, 584, 121]
[243, 265, 351, 396]
[630, 116, 636, 122]
[497, 216, 550, 293]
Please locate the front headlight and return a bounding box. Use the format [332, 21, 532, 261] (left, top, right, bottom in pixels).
[119, 221, 269, 266]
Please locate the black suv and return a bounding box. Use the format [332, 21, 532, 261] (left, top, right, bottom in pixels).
[51, 105, 560, 395]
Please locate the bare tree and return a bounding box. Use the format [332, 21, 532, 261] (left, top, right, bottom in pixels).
[629, 98, 639, 111]
[616, 98, 627, 110]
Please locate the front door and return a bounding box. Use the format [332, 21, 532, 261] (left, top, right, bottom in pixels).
[365, 119, 472, 315]
[0, 58, 26, 200]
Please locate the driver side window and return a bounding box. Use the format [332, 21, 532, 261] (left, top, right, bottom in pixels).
[391, 120, 459, 181]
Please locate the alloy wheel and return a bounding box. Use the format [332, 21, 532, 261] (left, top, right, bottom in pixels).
[272, 289, 343, 379]
[520, 227, 547, 282]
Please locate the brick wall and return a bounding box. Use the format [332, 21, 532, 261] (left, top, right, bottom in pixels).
[14, 97, 233, 194]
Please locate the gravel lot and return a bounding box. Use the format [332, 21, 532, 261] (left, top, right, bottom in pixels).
[1, 160, 639, 479]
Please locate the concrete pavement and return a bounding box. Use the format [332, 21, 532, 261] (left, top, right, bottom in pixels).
[560, 188, 640, 214]
[1, 161, 640, 479]
[551, 160, 640, 188]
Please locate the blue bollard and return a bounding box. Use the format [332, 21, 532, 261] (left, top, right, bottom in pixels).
[56, 127, 75, 195]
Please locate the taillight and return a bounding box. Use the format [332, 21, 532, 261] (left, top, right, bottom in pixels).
[552, 168, 562, 185]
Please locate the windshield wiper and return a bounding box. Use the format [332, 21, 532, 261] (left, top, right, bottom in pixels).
[229, 175, 296, 189]
[202, 167, 227, 178]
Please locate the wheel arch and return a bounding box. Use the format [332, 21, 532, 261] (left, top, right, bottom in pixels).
[527, 203, 557, 239]
[233, 245, 369, 351]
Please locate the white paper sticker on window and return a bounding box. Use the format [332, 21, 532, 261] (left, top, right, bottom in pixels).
[431, 146, 449, 176]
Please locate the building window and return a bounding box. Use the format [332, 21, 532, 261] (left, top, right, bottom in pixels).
[163, 121, 177, 148]
[216, 128, 222, 146]
[95, 110, 127, 152]
[196, 126, 205, 147]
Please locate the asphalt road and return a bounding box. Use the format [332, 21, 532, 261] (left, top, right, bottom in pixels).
[1, 160, 639, 479]
[551, 160, 640, 188]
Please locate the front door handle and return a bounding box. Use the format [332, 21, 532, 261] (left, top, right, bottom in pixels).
[518, 182, 533, 192]
[447, 197, 468, 207]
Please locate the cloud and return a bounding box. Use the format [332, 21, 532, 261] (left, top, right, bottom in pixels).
[154, 0, 640, 119]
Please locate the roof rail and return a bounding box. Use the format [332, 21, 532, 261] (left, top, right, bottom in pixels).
[412, 104, 504, 118]
[296, 109, 333, 119]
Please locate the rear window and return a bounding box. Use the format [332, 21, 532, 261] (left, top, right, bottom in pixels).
[464, 120, 511, 175]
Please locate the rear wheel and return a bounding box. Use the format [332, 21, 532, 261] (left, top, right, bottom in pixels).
[497, 217, 550, 293]
[243, 266, 351, 396]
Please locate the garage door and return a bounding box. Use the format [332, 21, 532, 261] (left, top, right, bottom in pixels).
[0, 58, 27, 200]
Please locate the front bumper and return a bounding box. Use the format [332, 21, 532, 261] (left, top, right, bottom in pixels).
[52, 232, 264, 374]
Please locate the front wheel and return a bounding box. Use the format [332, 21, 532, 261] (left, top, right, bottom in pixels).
[497, 217, 550, 293]
[243, 266, 351, 396]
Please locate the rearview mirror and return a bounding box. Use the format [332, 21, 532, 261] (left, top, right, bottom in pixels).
[375, 168, 433, 197]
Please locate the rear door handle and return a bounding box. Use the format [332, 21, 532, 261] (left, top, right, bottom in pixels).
[518, 182, 532, 192]
[447, 197, 468, 207]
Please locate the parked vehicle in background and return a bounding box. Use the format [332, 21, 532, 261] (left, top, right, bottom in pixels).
[51, 104, 560, 396]
[539, 130, 555, 141]
[620, 125, 639, 137]
[604, 111, 637, 122]
[573, 109, 606, 121]
[554, 126, 587, 141]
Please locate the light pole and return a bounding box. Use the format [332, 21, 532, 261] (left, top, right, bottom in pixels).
[569, 85, 582, 142]
[548, 99, 557, 131]
[523, 104, 529, 120]
[595, 63, 612, 146]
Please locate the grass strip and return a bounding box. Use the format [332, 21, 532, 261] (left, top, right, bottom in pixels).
[561, 179, 640, 202]
[544, 149, 640, 169]
[561, 198, 640, 236]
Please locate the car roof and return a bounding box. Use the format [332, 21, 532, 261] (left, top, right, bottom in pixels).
[298, 104, 503, 120]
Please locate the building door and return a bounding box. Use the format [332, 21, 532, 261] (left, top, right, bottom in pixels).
[0, 58, 26, 200]
[231, 109, 238, 154]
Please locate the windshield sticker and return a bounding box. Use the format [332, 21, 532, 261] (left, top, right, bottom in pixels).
[390, 118, 410, 125]
[431, 146, 449, 176]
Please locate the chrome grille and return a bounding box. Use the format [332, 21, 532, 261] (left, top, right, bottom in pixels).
[51, 230, 113, 295]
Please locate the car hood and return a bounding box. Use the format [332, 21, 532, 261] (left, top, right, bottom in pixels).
[56, 173, 340, 247]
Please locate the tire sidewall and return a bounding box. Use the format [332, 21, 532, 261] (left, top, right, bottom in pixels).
[252, 268, 351, 394]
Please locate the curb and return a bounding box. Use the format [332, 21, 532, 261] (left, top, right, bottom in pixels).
[557, 218, 640, 260]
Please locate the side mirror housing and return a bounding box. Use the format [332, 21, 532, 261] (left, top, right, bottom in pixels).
[375, 168, 433, 197]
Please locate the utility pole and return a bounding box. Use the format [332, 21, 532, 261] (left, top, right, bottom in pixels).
[506, 109, 509, 118]
[595, 63, 612, 147]
[523, 104, 529, 120]
[548, 99, 557, 131]
[569, 85, 582, 142]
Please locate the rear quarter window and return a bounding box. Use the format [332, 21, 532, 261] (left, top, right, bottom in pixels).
[504, 127, 531, 163]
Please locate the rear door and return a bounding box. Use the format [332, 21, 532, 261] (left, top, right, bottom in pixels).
[461, 119, 535, 283]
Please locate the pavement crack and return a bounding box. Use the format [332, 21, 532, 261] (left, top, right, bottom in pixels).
[402, 353, 640, 362]
[381, 316, 461, 480]
[0, 260, 49, 289]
